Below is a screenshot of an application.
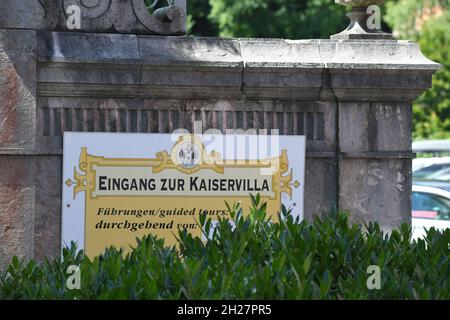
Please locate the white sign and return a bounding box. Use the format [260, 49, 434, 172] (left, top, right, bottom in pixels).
[62, 132, 306, 257]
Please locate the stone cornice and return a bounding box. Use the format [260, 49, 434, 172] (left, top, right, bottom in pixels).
[36, 31, 441, 101]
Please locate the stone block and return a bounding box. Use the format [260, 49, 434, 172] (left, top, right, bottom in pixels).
[37, 32, 141, 88]
[139, 36, 244, 97]
[304, 157, 338, 221]
[339, 158, 412, 231]
[34, 156, 62, 261]
[240, 39, 324, 99]
[0, 0, 53, 30]
[0, 29, 37, 149]
[0, 156, 35, 267]
[339, 102, 412, 152]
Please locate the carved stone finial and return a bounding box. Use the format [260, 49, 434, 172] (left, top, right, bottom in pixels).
[331, 0, 393, 40]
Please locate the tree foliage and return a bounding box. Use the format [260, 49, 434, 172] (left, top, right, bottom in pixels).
[187, 0, 219, 37]
[208, 0, 347, 39]
[385, 0, 450, 139]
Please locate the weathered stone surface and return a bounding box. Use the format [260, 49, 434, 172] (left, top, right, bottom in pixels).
[0, 157, 35, 268]
[304, 157, 338, 221]
[339, 159, 412, 231]
[0, 0, 187, 35]
[34, 156, 62, 261]
[38, 31, 141, 64]
[36, 33, 440, 100]
[240, 39, 324, 99]
[37, 31, 141, 91]
[339, 102, 412, 152]
[325, 40, 440, 101]
[0, 29, 37, 149]
[138, 36, 243, 98]
[0, 0, 52, 30]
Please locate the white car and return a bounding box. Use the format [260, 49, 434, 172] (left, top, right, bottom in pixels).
[412, 156, 450, 179]
[412, 185, 450, 240]
[412, 140, 450, 179]
[413, 139, 450, 157]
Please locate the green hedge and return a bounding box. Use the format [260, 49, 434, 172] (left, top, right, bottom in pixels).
[1, 195, 449, 299]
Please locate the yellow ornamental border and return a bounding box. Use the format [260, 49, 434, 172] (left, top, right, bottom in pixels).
[65, 135, 300, 204]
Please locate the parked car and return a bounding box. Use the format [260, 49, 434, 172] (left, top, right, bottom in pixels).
[413, 139, 450, 157]
[426, 167, 450, 180]
[412, 156, 450, 179]
[412, 185, 450, 240]
[413, 179, 450, 192]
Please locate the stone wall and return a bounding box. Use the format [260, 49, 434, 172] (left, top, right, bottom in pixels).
[0, 3, 441, 265]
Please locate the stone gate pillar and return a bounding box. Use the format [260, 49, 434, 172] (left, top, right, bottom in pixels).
[0, 0, 441, 265]
[0, 28, 37, 266]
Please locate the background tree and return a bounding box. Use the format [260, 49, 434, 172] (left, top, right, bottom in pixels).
[385, 0, 450, 139]
[187, 0, 219, 37]
[207, 0, 347, 39]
